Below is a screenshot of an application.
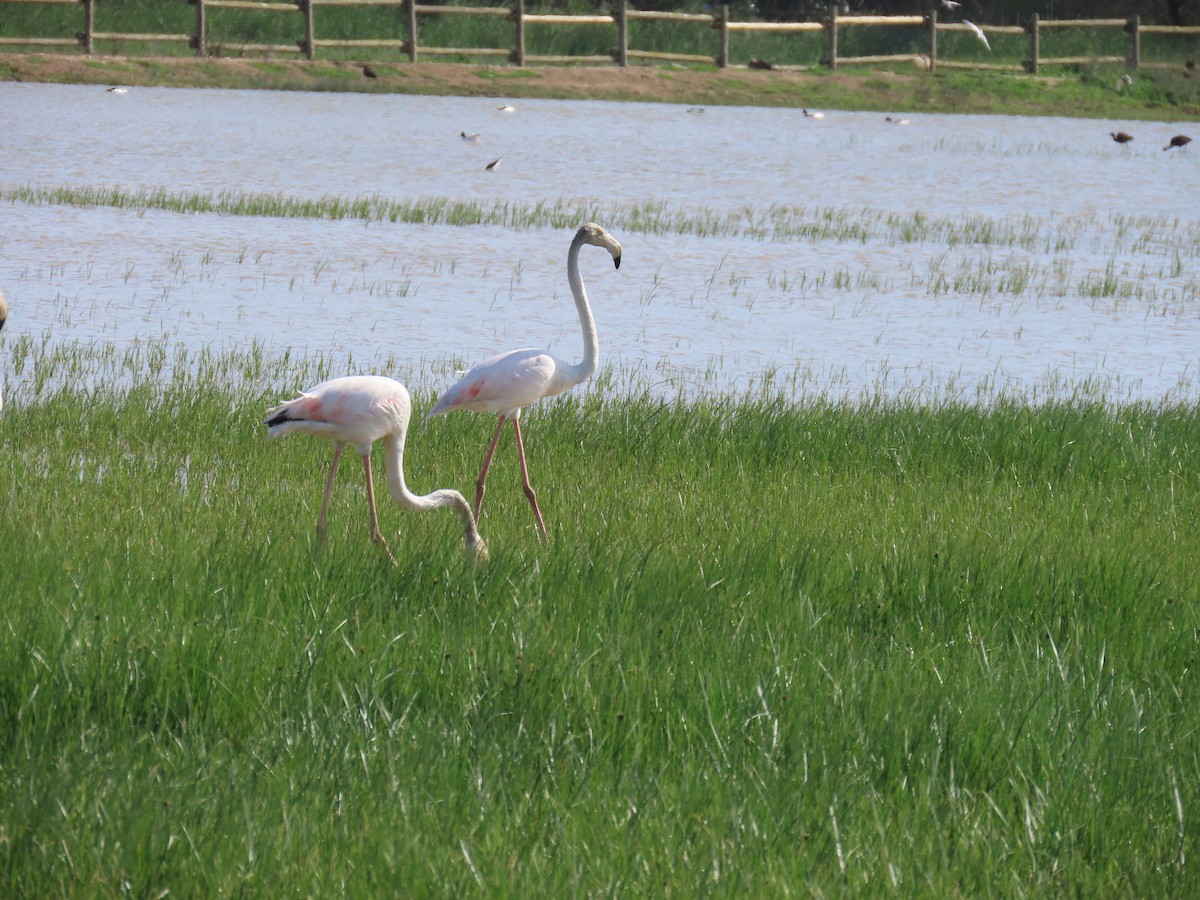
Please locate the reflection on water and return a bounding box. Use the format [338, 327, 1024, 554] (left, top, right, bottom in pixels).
[1, 82, 1198, 404]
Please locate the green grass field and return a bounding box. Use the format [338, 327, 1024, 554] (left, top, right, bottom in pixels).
[2, 341, 1198, 894]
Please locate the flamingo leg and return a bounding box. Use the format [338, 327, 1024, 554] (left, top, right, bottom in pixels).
[361, 451, 398, 566]
[474, 415, 508, 519]
[511, 416, 548, 541]
[315, 442, 347, 554]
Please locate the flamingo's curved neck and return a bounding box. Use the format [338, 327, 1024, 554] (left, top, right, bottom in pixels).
[381, 433, 481, 543]
[566, 232, 599, 386]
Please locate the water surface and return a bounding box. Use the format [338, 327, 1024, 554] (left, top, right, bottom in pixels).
[2, 82, 1197, 403]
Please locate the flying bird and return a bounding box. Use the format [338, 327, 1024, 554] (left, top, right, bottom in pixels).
[428, 223, 622, 541]
[1110, 131, 1133, 145]
[1164, 134, 1192, 150]
[265, 375, 487, 562]
[941, 0, 961, 9]
[962, 20, 990, 50]
[485, 157, 501, 171]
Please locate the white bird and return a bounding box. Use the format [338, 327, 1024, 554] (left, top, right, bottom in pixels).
[0, 288, 7, 413]
[941, 0, 961, 10]
[802, 108, 825, 119]
[885, 116, 911, 125]
[963, 20, 990, 50]
[485, 157, 501, 171]
[461, 131, 481, 143]
[265, 375, 487, 562]
[428, 223, 622, 540]
[106, 86, 128, 94]
[496, 104, 516, 113]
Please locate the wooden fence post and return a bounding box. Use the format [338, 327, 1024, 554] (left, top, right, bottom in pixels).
[407, 0, 418, 62]
[927, 10, 936, 73]
[718, 4, 729, 68]
[1127, 15, 1140, 69]
[514, 0, 525, 66]
[827, 3, 837, 69]
[616, 0, 627, 67]
[1027, 13, 1039, 74]
[82, 0, 94, 55]
[193, 0, 206, 57]
[302, 0, 315, 60]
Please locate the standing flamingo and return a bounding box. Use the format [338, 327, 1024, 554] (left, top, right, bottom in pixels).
[428, 222, 623, 540]
[265, 375, 487, 562]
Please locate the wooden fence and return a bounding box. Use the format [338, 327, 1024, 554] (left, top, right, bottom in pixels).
[2, 0, 1198, 73]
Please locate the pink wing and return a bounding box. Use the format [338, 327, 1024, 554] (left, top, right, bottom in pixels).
[267, 376, 410, 447]
[429, 349, 565, 418]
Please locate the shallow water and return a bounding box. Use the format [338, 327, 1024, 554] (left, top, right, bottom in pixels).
[1, 81, 1198, 403]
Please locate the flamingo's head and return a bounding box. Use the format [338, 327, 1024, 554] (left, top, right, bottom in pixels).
[579, 222, 622, 270]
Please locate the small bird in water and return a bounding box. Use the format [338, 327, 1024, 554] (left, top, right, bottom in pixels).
[802, 108, 825, 119]
[962, 20, 990, 50]
[485, 158, 501, 171]
[884, 116, 911, 125]
[496, 104, 515, 113]
[1164, 134, 1192, 151]
[1110, 131, 1134, 145]
[461, 131, 481, 143]
[362, 64, 377, 79]
[106, 86, 128, 94]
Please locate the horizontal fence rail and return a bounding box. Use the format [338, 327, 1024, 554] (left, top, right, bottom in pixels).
[0, 0, 1193, 76]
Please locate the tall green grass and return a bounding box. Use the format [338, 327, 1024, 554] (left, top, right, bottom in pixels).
[2, 343, 1198, 894]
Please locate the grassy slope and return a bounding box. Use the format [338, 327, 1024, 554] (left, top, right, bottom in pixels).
[2, 52, 1199, 119]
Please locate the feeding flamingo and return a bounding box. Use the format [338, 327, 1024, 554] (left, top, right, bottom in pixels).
[428, 222, 622, 540]
[265, 375, 487, 562]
